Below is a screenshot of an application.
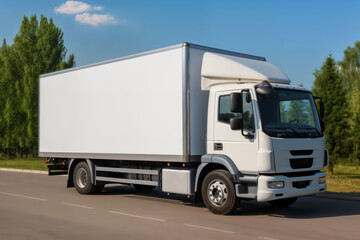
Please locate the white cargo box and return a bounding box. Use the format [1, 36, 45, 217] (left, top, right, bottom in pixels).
[39, 43, 266, 162]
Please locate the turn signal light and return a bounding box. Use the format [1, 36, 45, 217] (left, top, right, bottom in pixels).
[319, 176, 326, 184]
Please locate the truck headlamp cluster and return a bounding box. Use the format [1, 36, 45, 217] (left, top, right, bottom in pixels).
[319, 176, 326, 184]
[268, 181, 284, 189]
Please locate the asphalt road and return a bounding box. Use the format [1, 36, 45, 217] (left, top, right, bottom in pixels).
[0, 171, 359, 240]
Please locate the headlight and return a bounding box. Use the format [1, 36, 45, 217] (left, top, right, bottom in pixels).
[268, 181, 284, 189]
[319, 176, 326, 184]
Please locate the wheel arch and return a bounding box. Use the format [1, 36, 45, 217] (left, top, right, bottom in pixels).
[195, 154, 241, 195]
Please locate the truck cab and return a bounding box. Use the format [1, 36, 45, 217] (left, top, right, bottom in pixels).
[199, 52, 327, 212]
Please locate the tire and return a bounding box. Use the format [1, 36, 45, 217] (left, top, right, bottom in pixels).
[133, 184, 156, 191]
[268, 197, 297, 207]
[73, 161, 97, 194]
[201, 169, 239, 215]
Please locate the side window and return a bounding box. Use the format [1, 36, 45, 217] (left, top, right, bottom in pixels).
[218, 93, 255, 133]
[218, 95, 240, 123]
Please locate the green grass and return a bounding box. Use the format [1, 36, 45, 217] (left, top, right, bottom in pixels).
[0, 157, 359, 194]
[0, 156, 47, 171]
[325, 164, 360, 194]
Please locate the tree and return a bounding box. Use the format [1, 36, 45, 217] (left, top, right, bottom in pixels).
[312, 55, 348, 174]
[339, 41, 360, 89]
[348, 82, 360, 168]
[0, 41, 21, 157]
[0, 41, 4, 154]
[0, 14, 75, 157]
[339, 41, 360, 168]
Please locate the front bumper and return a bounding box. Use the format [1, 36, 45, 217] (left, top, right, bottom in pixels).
[257, 172, 326, 202]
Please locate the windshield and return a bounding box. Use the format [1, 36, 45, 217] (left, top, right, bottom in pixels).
[257, 88, 322, 138]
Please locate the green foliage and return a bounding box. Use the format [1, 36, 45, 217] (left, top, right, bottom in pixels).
[313, 42, 360, 172]
[0, 40, 21, 156]
[324, 164, 360, 193]
[312, 55, 349, 173]
[0, 14, 75, 157]
[0, 156, 47, 171]
[339, 41, 360, 168]
[339, 42, 360, 89]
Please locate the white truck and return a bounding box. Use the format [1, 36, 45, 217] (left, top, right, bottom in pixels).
[40, 43, 328, 214]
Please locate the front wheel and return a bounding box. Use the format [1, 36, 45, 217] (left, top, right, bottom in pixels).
[268, 197, 297, 207]
[201, 170, 239, 215]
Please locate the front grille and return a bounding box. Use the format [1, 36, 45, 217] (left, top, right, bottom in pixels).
[283, 171, 317, 178]
[290, 158, 313, 169]
[293, 180, 310, 189]
[290, 150, 313, 156]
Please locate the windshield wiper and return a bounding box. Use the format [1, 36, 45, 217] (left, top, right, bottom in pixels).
[299, 127, 322, 135]
[267, 127, 301, 137]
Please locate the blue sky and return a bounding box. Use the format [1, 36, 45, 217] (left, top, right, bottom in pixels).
[1, 0, 360, 89]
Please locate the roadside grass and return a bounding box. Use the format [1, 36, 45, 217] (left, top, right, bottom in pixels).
[0, 156, 47, 171]
[325, 164, 360, 194]
[0, 157, 359, 194]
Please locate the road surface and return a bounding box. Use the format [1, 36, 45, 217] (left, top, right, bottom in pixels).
[0, 171, 359, 240]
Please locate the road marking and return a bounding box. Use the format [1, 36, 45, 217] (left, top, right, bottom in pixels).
[61, 202, 94, 209]
[0, 191, 46, 201]
[257, 236, 280, 240]
[109, 211, 166, 222]
[184, 223, 235, 234]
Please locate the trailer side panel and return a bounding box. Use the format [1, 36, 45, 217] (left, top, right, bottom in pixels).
[39, 48, 185, 161]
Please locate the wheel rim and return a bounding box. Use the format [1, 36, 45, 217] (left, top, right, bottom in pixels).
[76, 168, 87, 188]
[207, 179, 228, 206]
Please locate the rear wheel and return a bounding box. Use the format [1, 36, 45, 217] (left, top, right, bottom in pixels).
[268, 197, 297, 207]
[201, 170, 239, 215]
[133, 184, 156, 191]
[73, 161, 97, 194]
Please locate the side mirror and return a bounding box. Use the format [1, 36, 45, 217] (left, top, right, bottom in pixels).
[319, 101, 324, 119]
[255, 80, 274, 95]
[313, 96, 325, 119]
[320, 120, 325, 132]
[230, 92, 242, 113]
[230, 117, 243, 130]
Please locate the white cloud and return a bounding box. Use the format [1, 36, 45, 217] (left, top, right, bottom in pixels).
[75, 13, 119, 26]
[92, 6, 103, 11]
[55, 1, 103, 15]
[55, 1, 123, 27]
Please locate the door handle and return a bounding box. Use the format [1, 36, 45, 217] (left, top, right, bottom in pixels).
[214, 143, 223, 151]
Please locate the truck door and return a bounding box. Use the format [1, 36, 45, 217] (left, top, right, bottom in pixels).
[213, 90, 258, 174]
